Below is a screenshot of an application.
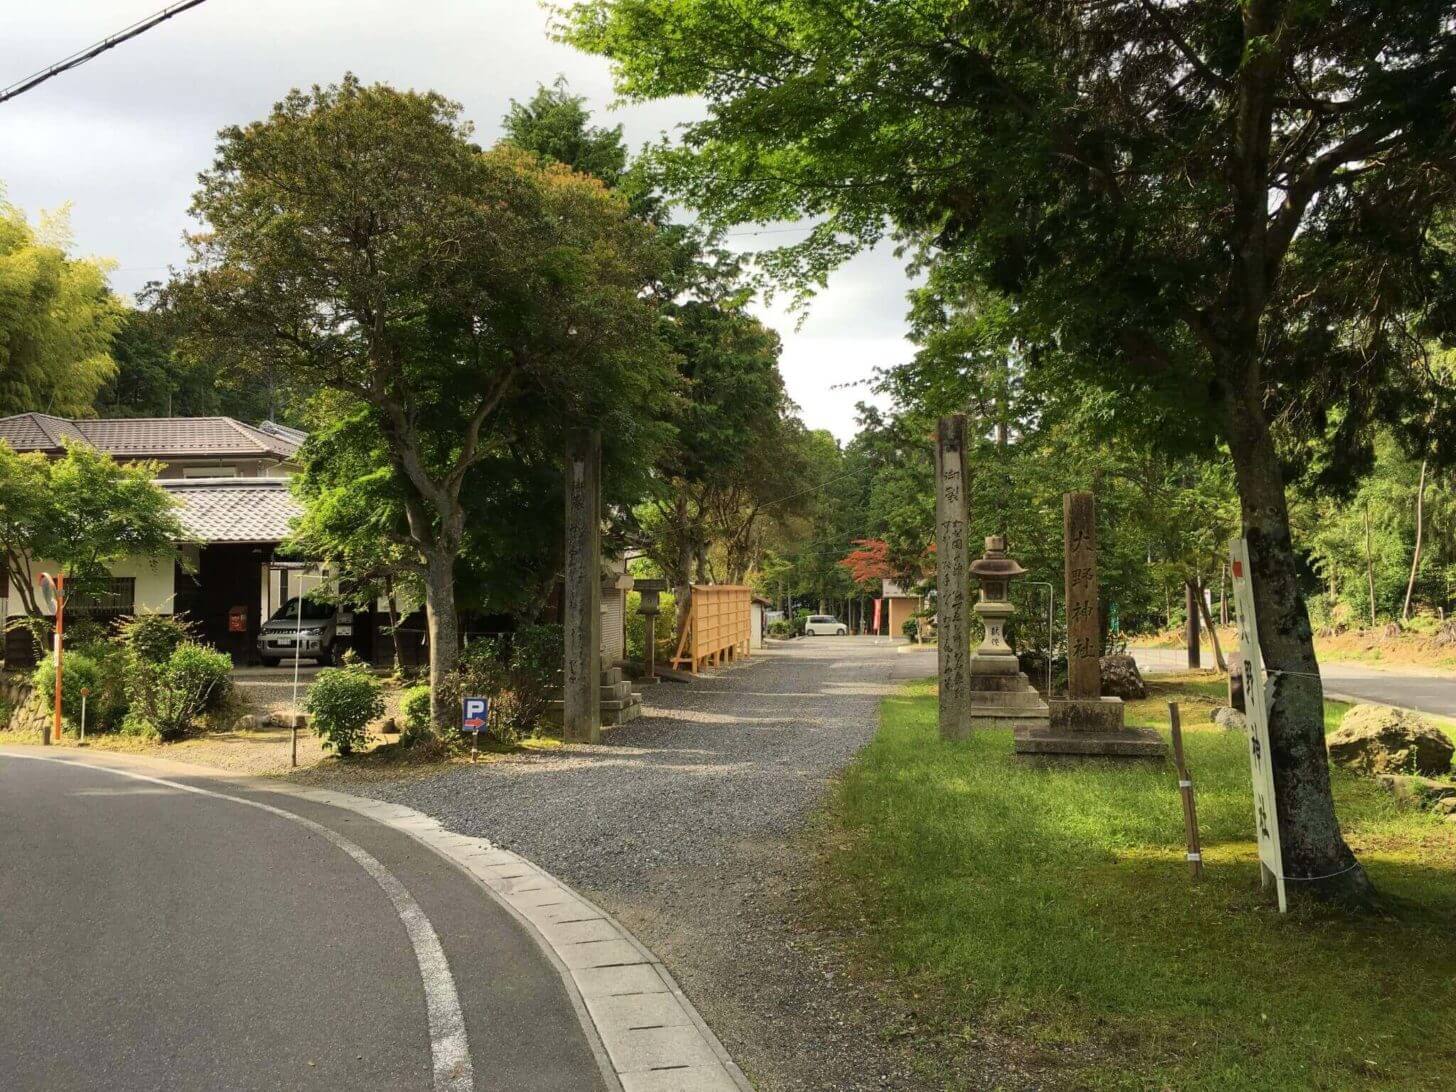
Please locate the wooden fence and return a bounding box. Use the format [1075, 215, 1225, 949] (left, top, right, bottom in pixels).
[671, 584, 752, 673]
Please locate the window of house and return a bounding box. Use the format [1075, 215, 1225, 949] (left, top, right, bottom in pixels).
[71, 577, 136, 614]
[182, 465, 237, 478]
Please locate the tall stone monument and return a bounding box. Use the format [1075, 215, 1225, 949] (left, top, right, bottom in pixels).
[563, 430, 603, 744]
[935, 415, 972, 741]
[1014, 491, 1166, 758]
[967, 535, 1050, 731]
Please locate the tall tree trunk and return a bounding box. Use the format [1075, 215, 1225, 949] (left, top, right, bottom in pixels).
[1195, 579, 1227, 672]
[1226, 392, 1372, 903]
[383, 576, 404, 675]
[1185, 580, 1202, 670]
[1364, 504, 1377, 628]
[422, 548, 459, 731]
[1402, 459, 1427, 622]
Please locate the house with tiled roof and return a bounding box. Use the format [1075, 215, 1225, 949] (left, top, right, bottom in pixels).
[0, 413, 335, 664]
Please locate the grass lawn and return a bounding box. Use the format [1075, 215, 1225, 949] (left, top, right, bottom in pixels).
[815, 673, 1456, 1090]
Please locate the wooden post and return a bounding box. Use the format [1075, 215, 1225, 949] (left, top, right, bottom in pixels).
[564, 430, 602, 743]
[1168, 702, 1203, 879]
[1364, 503, 1377, 627]
[935, 415, 972, 740]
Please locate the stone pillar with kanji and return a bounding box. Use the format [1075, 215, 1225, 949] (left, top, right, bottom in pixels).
[934, 415, 972, 741]
[1014, 491, 1166, 758]
[1065, 491, 1102, 699]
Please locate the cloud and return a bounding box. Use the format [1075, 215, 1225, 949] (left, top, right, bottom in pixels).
[0, 0, 915, 438]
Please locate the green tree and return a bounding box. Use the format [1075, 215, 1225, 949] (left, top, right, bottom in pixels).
[285, 401, 422, 673]
[502, 77, 629, 187]
[163, 77, 675, 731]
[0, 441, 182, 646]
[0, 196, 121, 415]
[564, 0, 1456, 900]
[500, 80, 809, 607]
[96, 307, 305, 424]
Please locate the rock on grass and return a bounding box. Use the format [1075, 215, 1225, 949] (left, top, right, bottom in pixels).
[1328, 704, 1454, 777]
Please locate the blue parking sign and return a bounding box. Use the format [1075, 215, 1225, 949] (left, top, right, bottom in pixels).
[461, 697, 489, 733]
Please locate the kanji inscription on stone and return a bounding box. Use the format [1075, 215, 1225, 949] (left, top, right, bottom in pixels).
[935, 415, 972, 740]
[1064, 491, 1101, 700]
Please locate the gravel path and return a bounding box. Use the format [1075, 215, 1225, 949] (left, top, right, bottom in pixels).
[319, 639, 1012, 1090]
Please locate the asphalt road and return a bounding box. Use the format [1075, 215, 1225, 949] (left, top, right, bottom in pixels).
[1131, 646, 1456, 718]
[0, 754, 606, 1092]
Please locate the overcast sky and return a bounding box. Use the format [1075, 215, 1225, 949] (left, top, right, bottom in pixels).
[0, 0, 914, 440]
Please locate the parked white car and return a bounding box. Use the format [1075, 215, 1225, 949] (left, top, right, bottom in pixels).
[803, 614, 848, 636]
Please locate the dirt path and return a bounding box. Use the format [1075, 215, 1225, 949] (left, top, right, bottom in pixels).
[309, 638, 986, 1090]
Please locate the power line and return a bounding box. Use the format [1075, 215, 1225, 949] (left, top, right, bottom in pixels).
[0, 0, 213, 106]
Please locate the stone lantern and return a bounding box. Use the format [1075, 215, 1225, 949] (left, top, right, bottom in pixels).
[966, 535, 1050, 731]
[969, 535, 1025, 677]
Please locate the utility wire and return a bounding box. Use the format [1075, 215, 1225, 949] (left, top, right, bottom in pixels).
[0, 0, 213, 106]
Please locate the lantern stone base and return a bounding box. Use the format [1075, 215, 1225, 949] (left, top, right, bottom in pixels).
[545, 665, 643, 729]
[967, 671, 1050, 732]
[1013, 697, 1167, 758]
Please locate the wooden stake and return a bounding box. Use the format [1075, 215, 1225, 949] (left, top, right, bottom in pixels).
[1168, 702, 1203, 880]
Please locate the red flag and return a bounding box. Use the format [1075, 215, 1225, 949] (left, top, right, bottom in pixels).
[873, 598, 883, 634]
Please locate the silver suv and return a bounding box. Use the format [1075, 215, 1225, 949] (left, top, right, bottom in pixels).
[257, 597, 339, 666]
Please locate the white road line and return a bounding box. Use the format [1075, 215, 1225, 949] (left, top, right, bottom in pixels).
[2, 753, 474, 1092]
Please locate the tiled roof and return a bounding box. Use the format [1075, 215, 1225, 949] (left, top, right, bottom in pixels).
[0, 414, 303, 459]
[160, 478, 302, 544]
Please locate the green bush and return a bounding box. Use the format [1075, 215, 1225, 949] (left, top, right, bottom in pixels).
[124, 641, 233, 741]
[768, 619, 792, 638]
[168, 640, 234, 714]
[401, 684, 433, 740]
[32, 652, 102, 732]
[902, 617, 919, 639]
[116, 612, 195, 664]
[71, 639, 132, 731]
[306, 665, 384, 757]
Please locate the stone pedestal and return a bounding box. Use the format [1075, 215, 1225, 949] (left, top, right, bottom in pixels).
[547, 664, 642, 729]
[968, 537, 1050, 732]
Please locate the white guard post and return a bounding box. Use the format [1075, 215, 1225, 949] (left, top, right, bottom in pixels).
[1229, 537, 1288, 913]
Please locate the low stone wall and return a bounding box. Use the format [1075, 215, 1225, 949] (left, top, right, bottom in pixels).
[2, 674, 48, 737]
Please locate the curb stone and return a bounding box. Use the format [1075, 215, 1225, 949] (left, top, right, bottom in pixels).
[0, 747, 753, 1092]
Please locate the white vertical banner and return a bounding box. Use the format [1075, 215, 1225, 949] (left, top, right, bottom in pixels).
[1229, 538, 1288, 913]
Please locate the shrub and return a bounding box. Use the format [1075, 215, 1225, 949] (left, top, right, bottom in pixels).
[305, 665, 384, 757]
[117, 612, 195, 664]
[401, 685, 433, 741]
[168, 641, 234, 713]
[902, 617, 919, 640]
[71, 639, 132, 731]
[768, 619, 792, 638]
[124, 640, 233, 741]
[32, 651, 103, 732]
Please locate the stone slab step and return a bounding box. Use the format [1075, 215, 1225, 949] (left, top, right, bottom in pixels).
[602, 702, 642, 726]
[1013, 726, 1168, 758]
[601, 680, 633, 703]
[969, 692, 1048, 711]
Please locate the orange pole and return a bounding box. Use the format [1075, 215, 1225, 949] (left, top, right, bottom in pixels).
[52, 574, 64, 743]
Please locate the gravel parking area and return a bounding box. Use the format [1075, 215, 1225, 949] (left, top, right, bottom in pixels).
[315, 638, 1001, 1091]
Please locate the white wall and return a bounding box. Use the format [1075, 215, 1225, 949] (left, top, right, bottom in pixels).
[4, 553, 177, 617]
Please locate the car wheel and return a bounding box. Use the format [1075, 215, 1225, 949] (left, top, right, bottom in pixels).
[260, 656, 279, 668]
[838, 628, 847, 636]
